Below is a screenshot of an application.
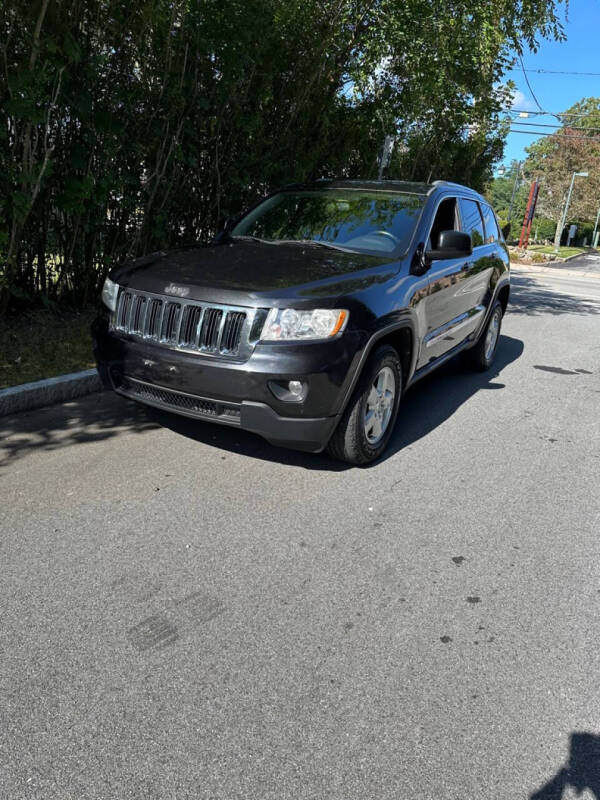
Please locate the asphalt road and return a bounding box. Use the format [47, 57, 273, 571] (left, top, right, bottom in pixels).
[2, 268, 600, 800]
[560, 249, 600, 275]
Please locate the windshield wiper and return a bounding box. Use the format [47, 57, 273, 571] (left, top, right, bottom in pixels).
[276, 239, 357, 253]
[229, 235, 358, 253]
[227, 234, 271, 244]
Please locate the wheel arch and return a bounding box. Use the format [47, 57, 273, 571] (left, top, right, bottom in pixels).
[496, 282, 510, 314]
[336, 320, 417, 415]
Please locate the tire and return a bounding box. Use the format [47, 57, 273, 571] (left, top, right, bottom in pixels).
[469, 300, 503, 371]
[327, 345, 402, 465]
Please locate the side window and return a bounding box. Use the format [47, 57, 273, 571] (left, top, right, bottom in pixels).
[458, 198, 485, 248]
[480, 203, 500, 244]
[427, 197, 459, 250]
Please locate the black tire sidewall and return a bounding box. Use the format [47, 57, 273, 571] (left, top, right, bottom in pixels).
[482, 303, 503, 368]
[351, 347, 402, 462]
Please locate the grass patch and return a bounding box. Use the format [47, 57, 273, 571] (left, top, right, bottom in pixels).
[0, 307, 97, 389]
[529, 245, 585, 258]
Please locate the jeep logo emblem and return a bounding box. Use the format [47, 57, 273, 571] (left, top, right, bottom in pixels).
[164, 283, 190, 298]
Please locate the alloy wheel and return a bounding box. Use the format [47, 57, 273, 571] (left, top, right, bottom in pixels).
[363, 366, 396, 445]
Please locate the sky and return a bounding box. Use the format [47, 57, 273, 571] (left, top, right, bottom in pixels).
[500, 0, 599, 170]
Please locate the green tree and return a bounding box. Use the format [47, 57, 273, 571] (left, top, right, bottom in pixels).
[0, 0, 568, 312]
[524, 97, 600, 249]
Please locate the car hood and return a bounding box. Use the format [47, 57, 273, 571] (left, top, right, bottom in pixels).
[111, 239, 398, 306]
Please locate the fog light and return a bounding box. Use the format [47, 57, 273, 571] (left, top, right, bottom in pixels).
[267, 379, 307, 402]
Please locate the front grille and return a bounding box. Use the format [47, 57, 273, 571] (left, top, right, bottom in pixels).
[113, 289, 255, 359]
[112, 373, 241, 423]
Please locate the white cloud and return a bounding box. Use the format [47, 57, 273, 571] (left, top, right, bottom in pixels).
[511, 89, 537, 112]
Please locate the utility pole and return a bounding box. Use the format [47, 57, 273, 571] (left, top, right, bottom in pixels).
[507, 160, 522, 222]
[518, 180, 540, 249]
[555, 171, 588, 253]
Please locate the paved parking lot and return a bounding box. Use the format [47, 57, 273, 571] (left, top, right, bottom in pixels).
[1, 268, 600, 799]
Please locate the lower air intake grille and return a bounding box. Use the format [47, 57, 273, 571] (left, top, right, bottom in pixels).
[112, 373, 241, 423]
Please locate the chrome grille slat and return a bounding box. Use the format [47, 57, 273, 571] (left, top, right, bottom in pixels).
[193, 307, 205, 348]
[160, 301, 181, 343]
[126, 291, 136, 331]
[199, 307, 223, 352]
[139, 296, 149, 334]
[216, 311, 228, 351]
[178, 305, 203, 347]
[175, 302, 186, 343]
[131, 295, 146, 334]
[159, 299, 167, 337]
[144, 298, 163, 339]
[111, 289, 253, 361]
[220, 311, 246, 355]
[117, 291, 131, 329]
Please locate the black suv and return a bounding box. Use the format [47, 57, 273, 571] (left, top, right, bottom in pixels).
[93, 180, 509, 464]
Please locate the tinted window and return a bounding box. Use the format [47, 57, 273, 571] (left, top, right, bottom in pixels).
[231, 189, 426, 255]
[480, 203, 500, 243]
[458, 198, 485, 248]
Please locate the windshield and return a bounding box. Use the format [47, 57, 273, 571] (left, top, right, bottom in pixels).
[230, 189, 426, 255]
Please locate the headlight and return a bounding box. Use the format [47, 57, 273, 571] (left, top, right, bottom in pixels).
[261, 308, 349, 341]
[101, 277, 119, 312]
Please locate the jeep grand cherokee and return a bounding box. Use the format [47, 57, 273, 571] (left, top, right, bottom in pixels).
[93, 180, 510, 464]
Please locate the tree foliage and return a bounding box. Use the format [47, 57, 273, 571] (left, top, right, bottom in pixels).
[523, 97, 600, 247]
[0, 0, 566, 311]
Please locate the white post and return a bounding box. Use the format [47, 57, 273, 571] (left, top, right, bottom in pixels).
[593, 207, 600, 248]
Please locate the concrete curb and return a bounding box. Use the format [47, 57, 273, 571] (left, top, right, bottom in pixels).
[511, 263, 600, 280]
[0, 368, 103, 418]
[560, 252, 585, 263]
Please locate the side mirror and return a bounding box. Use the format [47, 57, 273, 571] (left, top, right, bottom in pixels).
[426, 230, 472, 262]
[214, 216, 237, 242]
[217, 216, 235, 232]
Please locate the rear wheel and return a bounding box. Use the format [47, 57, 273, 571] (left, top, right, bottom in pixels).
[469, 301, 503, 371]
[327, 345, 401, 465]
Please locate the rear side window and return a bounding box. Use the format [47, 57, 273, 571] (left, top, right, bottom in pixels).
[480, 203, 500, 243]
[458, 198, 485, 248]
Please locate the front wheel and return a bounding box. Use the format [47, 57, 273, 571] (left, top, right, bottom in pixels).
[469, 301, 503, 371]
[327, 345, 402, 465]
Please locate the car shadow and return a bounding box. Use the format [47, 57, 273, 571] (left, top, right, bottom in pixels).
[530, 732, 600, 799]
[380, 333, 523, 462]
[0, 391, 159, 469]
[510, 274, 600, 316]
[150, 333, 524, 470]
[1, 335, 523, 471]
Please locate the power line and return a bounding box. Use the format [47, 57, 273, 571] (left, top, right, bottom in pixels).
[505, 119, 600, 132]
[506, 108, 600, 119]
[509, 127, 600, 141]
[518, 55, 544, 112]
[522, 68, 600, 77]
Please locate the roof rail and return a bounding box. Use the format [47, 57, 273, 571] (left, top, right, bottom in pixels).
[430, 180, 483, 196]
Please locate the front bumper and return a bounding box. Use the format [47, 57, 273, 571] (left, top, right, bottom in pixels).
[92, 316, 361, 452]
